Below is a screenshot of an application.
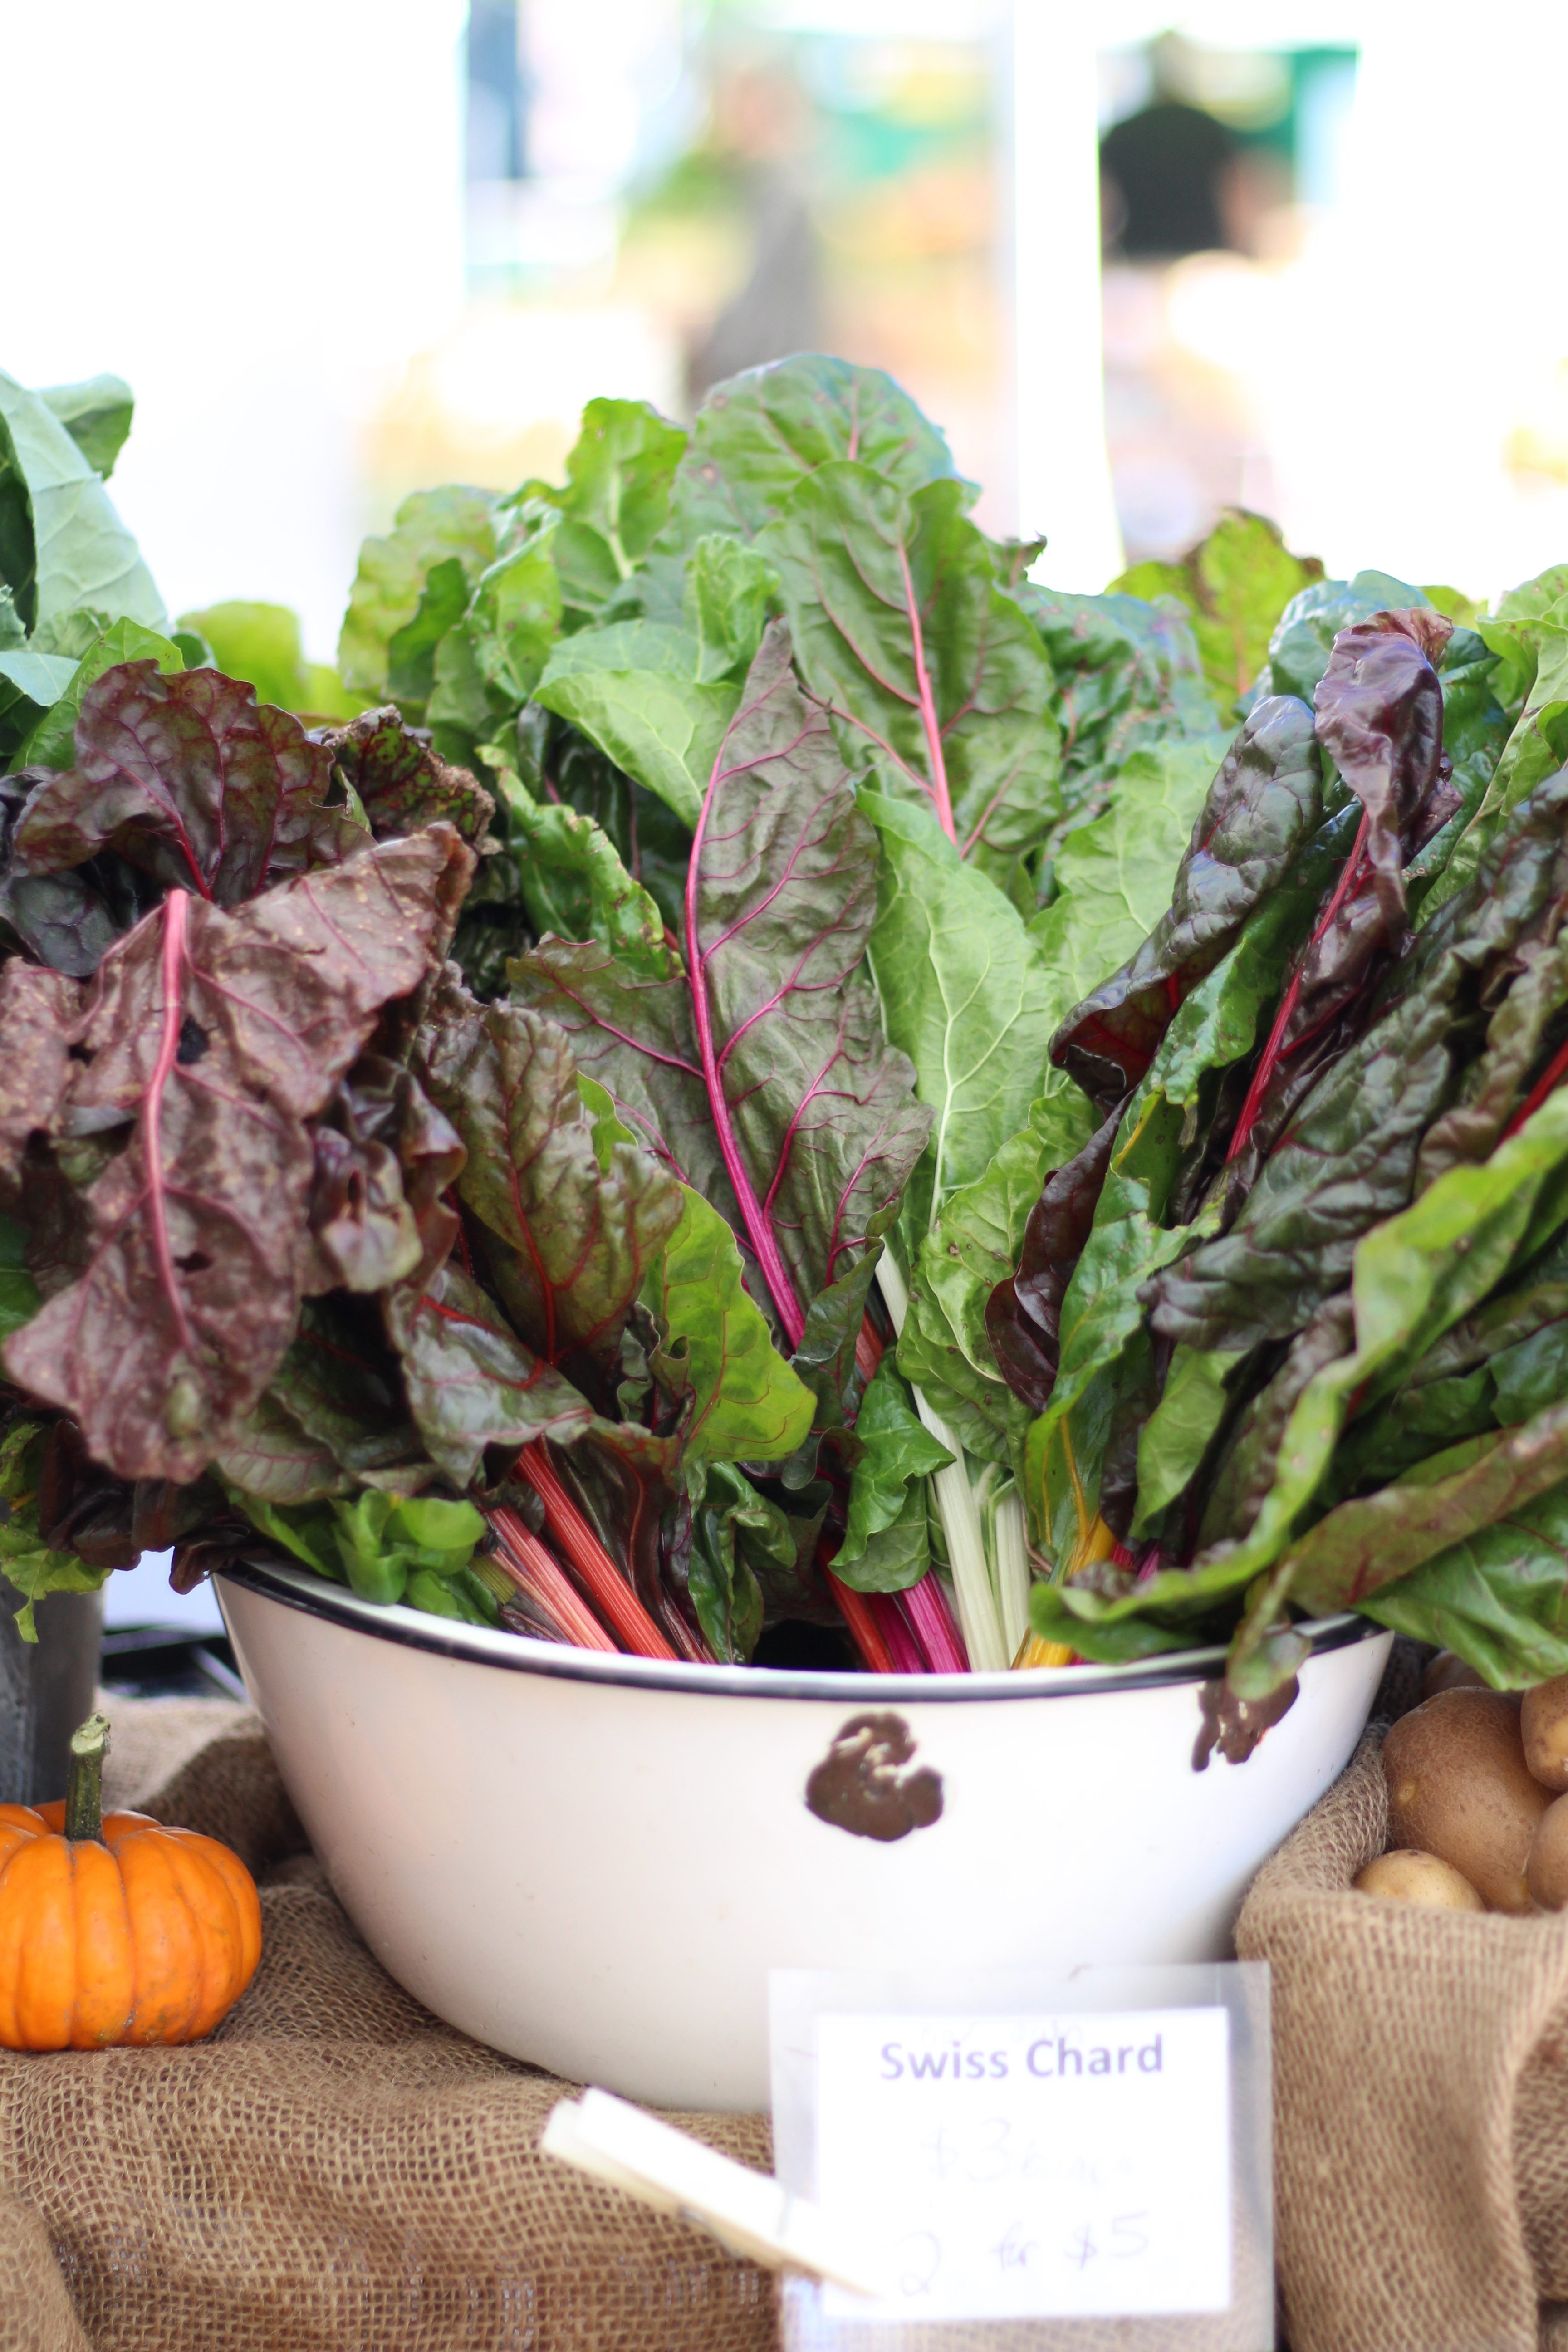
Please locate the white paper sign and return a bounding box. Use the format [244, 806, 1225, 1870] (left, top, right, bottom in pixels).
[814, 2006, 1231, 2323]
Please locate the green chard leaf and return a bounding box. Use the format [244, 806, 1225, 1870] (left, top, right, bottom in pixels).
[0, 369, 165, 636]
[682, 1457, 786, 1664]
[861, 789, 1062, 1246]
[1016, 585, 1213, 836]
[532, 620, 738, 829]
[516, 397, 686, 625]
[38, 375, 135, 482]
[338, 485, 499, 701]
[1431, 589, 1568, 917]
[1113, 509, 1322, 721]
[0, 1419, 111, 1640]
[177, 601, 360, 721]
[1283, 1398, 1568, 1623]
[759, 464, 1061, 898]
[642, 1181, 815, 1465]
[1360, 1480, 1568, 1688]
[834, 1354, 953, 1592]
[1019, 877, 1332, 1569]
[486, 745, 675, 981]
[426, 510, 563, 746]
[665, 353, 964, 553]
[0, 1214, 40, 1339]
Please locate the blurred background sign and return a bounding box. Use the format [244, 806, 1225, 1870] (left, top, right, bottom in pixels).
[8, 0, 1568, 650]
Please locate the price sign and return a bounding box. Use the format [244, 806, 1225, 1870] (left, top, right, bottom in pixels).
[814, 2007, 1229, 2323]
[771, 1962, 1269, 2347]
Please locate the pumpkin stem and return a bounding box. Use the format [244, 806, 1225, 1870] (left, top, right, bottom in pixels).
[64, 1712, 111, 1843]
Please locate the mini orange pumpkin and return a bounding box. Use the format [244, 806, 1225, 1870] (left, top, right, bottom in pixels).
[0, 1712, 262, 2050]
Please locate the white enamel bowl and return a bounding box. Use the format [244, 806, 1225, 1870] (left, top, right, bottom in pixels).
[217, 1557, 1389, 2111]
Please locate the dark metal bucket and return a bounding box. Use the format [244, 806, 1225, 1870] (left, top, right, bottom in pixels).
[0, 1578, 102, 1806]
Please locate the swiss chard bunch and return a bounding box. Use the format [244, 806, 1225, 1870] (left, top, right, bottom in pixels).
[0, 349, 1358, 1677]
[983, 570, 1568, 1702]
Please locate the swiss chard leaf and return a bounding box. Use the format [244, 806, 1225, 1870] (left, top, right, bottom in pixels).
[834, 1354, 953, 1592]
[0, 1213, 39, 1338]
[1060, 1075, 1568, 1656]
[2, 826, 474, 1482]
[533, 622, 738, 829]
[414, 975, 683, 1380]
[487, 748, 675, 982]
[516, 398, 686, 626]
[0, 370, 164, 636]
[10, 662, 365, 914]
[1145, 765, 1568, 1355]
[514, 627, 931, 1343]
[1113, 510, 1323, 721]
[382, 1258, 593, 1488]
[861, 790, 1075, 1245]
[1219, 611, 1455, 1191]
[1261, 570, 1430, 705]
[1286, 1398, 1568, 1620]
[666, 354, 964, 552]
[426, 513, 563, 746]
[18, 618, 186, 774]
[265, 1294, 437, 1492]
[683, 624, 931, 1338]
[0, 960, 83, 1186]
[338, 486, 499, 701]
[515, 706, 691, 938]
[682, 536, 777, 680]
[315, 705, 494, 845]
[642, 1181, 815, 1465]
[0, 1420, 108, 1640]
[213, 1387, 353, 1506]
[897, 1083, 1092, 1468]
[303, 1055, 464, 1296]
[759, 465, 1060, 892]
[38, 376, 135, 483]
[681, 1457, 785, 1663]
[1361, 1480, 1568, 1687]
[1049, 697, 1321, 1108]
[1015, 584, 1213, 838]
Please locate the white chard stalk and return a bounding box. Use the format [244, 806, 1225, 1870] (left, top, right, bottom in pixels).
[875, 1256, 1011, 1673]
[989, 1487, 1032, 1664]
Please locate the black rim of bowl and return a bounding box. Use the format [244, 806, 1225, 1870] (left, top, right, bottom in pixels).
[216, 1552, 1388, 1706]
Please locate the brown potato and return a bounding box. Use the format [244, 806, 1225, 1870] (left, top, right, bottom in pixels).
[1354, 1849, 1485, 1910]
[1528, 1794, 1568, 1910]
[1523, 1676, 1568, 1792]
[1382, 1689, 1550, 1914]
[1421, 1651, 1489, 1702]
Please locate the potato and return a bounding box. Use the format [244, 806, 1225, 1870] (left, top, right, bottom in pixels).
[1528, 1794, 1568, 1909]
[1523, 1675, 1568, 1792]
[1354, 1849, 1485, 1910]
[1382, 1689, 1550, 1914]
[1421, 1651, 1489, 1702]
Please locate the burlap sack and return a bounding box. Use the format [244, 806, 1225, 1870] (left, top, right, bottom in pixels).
[1238, 1706, 1568, 2352]
[0, 1699, 779, 2352]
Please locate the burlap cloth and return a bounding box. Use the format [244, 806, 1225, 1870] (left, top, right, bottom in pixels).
[1237, 1651, 1568, 2352]
[0, 1698, 777, 2352]
[17, 1668, 1568, 2351]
